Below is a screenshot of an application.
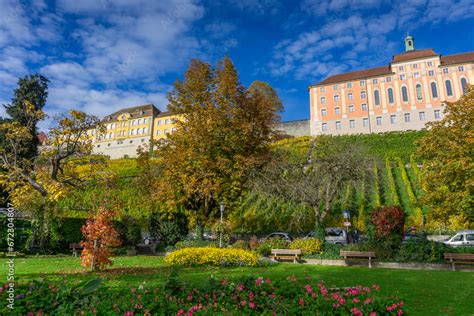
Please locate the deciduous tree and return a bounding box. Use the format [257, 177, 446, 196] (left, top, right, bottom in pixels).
[416, 86, 473, 225]
[155, 57, 282, 237]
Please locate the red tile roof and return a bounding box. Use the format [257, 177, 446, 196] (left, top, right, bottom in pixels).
[441, 52, 474, 65]
[313, 66, 392, 86]
[391, 49, 437, 63]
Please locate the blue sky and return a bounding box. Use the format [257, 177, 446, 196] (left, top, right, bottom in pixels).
[1, 0, 473, 129]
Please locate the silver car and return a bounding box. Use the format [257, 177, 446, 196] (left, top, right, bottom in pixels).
[306, 228, 348, 245]
[443, 230, 474, 247]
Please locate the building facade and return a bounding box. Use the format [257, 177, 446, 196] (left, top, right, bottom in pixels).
[89, 104, 179, 159]
[309, 35, 474, 136]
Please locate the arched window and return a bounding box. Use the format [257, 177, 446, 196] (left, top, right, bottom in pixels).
[461, 77, 469, 94]
[387, 88, 394, 104]
[445, 80, 453, 96]
[401, 86, 409, 102]
[431, 82, 438, 98]
[416, 84, 423, 101]
[374, 90, 380, 106]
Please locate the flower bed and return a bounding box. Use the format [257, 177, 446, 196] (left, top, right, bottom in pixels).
[165, 247, 259, 266]
[0, 276, 406, 315]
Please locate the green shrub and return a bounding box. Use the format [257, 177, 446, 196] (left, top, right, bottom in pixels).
[289, 238, 323, 255]
[115, 216, 142, 248]
[174, 239, 219, 250]
[0, 218, 31, 252]
[165, 247, 258, 266]
[148, 212, 188, 246]
[229, 240, 249, 250]
[256, 237, 289, 256]
[395, 239, 447, 263]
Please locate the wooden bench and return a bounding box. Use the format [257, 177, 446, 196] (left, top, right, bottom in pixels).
[444, 253, 474, 271]
[271, 249, 301, 263]
[70, 243, 84, 257]
[340, 250, 376, 268]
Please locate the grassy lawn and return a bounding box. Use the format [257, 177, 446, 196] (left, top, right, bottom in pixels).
[2, 255, 474, 315]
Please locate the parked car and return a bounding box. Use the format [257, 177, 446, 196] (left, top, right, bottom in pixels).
[306, 227, 348, 245]
[260, 232, 293, 243]
[443, 230, 474, 247]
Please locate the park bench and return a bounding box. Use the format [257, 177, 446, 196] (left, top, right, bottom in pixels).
[340, 250, 376, 268]
[70, 243, 84, 257]
[444, 253, 474, 271]
[271, 249, 301, 263]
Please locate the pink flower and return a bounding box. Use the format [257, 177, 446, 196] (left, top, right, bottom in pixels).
[370, 312, 376, 316]
[299, 298, 305, 306]
[339, 298, 346, 305]
[249, 291, 254, 301]
[304, 285, 313, 293]
[351, 307, 363, 316]
[353, 298, 360, 303]
[364, 298, 373, 305]
[249, 302, 256, 309]
[187, 295, 193, 301]
[124, 312, 134, 316]
[237, 284, 245, 291]
[255, 278, 263, 286]
[397, 310, 403, 316]
[320, 286, 328, 296]
[371, 284, 380, 291]
[265, 278, 271, 284]
[240, 300, 247, 306]
[176, 310, 185, 316]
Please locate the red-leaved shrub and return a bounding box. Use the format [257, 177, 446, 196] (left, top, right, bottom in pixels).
[370, 205, 405, 240]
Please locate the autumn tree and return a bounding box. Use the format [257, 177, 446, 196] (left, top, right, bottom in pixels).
[80, 207, 121, 271]
[155, 57, 282, 237]
[416, 85, 473, 225]
[252, 136, 372, 237]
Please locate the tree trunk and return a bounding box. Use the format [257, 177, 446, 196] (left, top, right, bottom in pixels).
[195, 220, 204, 240]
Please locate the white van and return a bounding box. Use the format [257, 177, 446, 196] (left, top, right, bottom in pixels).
[443, 230, 474, 247]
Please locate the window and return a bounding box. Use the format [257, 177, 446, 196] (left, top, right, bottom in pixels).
[434, 110, 441, 119]
[427, 61, 433, 66]
[404, 113, 411, 122]
[165, 119, 170, 124]
[335, 121, 341, 130]
[144, 127, 148, 134]
[452, 235, 463, 242]
[335, 107, 341, 115]
[321, 109, 327, 116]
[334, 95, 340, 102]
[387, 88, 394, 104]
[419, 111, 426, 121]
[349, 120, 355, 128]
[347, 82, 352, 88]
[428, 70, 434, 76]
[400, 74, 406, 80]
[320, 97, 326, 104]
[466, 234, 474, 241]
[431, 82, 438, 98]
[412, 63, 418, 69]
[363, 118, 369, 127]
[157, 130, 162, 135]
[376, 117, 382, 126]
[172, 128, 177, 133]
[461, 78, 469, 94]
[414, 72, 420, 78]
[360, 80, 365, 87]
[399, 66, 404, 71]
[458, 65, 464, 72]
[372, 79, 378, 84]
[137, 119, 142, 125]
[321, 123, 328, 132]
[348, 105, 355, 113]
[416, 84, 423, 101]
[361, 91, 366, 98]
[374, 90, 380, 106]
[157, 120, 162, 126]
[164, 129, 169, 134]
[320, 87, 325, 92]
[386, 76, 392, 82]
[401, 86, 409, 102]
[445, 80, 453, 96]
[361, 103, 368, 111]
[390, 115, 397, 124]
[348, 92, 353, 100]
[442, 68, 449, 74]
[333, 84, 338, 90]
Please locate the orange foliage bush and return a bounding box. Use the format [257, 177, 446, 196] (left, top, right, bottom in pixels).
[80, 207, 121, 271]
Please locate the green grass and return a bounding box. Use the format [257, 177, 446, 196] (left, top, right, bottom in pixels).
[2, 255, 473, 315]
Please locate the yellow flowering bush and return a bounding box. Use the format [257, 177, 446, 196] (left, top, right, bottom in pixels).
[289, 238, 323, 255]
[165, 247, 258, 266]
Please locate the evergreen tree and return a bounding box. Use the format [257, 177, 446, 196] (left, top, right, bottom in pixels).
[3, 74, 49, 159]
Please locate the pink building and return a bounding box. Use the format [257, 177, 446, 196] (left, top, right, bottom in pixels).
[309, 35, 474, 135]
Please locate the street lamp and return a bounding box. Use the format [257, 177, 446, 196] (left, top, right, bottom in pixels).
[219, 202, 224, 248]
